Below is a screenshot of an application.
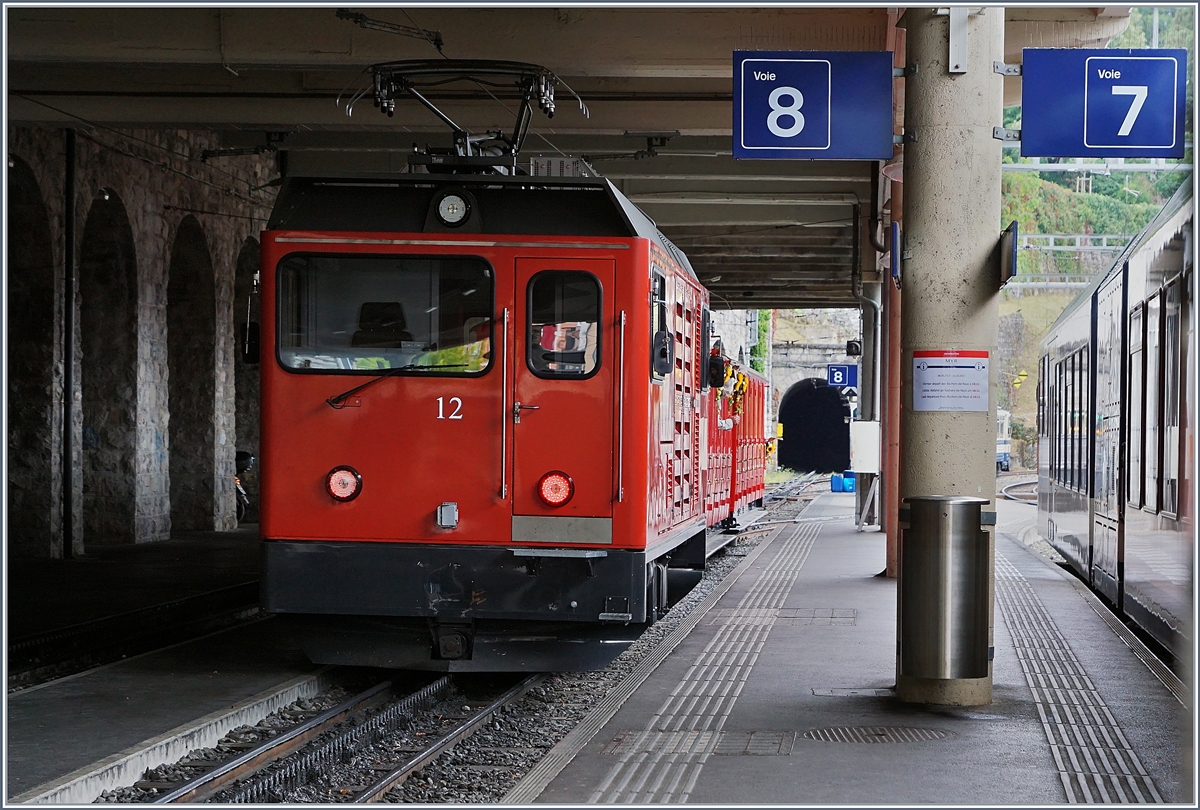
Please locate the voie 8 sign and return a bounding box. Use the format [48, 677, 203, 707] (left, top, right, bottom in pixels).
[734, 51, 893, 160]
[1021, 48, 1188, 158]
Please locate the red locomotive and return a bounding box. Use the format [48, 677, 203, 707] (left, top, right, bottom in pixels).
[252, 53, 770, 673]
[256, 173, 767, 671]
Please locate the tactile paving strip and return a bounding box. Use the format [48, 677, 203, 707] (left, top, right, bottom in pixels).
[995, 554, 1164, 804]
[801, 726, 949, 743]
[708, 608, 857, 627]
[602, 730, 795, 757]
[589, 521, 820, 803]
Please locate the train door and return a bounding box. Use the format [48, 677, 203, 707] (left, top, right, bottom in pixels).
[511, 258, 617, 534]
[1092, 268, 1126, 604]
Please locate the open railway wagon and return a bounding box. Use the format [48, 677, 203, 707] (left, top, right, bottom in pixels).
[257, 173, 768, 671]
[1037, 178, 1193, 661]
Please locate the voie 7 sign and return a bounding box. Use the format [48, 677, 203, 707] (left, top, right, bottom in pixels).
[734, 51, 893, 160]
[1021, 48, 1187, 158]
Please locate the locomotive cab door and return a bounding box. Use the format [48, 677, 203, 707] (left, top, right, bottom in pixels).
[511, 258, 617, 537]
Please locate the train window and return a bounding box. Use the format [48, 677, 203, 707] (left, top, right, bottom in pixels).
[276, 254, 494, 375]
[651, 268, 669, 379]
[1128, 305, 1144, 507]
[1144, 292, 1161, 510]
[526, 270, 601, 378]
[1162, 277, 1182, 517]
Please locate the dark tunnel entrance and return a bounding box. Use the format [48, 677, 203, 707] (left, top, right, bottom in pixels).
[778, 378, 850, 473]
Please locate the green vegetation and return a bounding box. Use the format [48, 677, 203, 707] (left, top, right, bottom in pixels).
[1111, 6, 1194, 141]
[749, 309, 770, 372]
[765, 465, 798, 485]
[996, 7, 1195, 447]
[998, 292, 1077, 424]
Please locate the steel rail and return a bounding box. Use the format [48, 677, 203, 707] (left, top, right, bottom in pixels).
[155, 677, 452, 803]
[351, 674, 543, 803]
[153, 680, 395, 803]
[1001, 479, 1038, 503]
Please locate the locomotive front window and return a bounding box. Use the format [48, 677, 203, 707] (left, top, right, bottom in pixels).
[526, 271, 601, 378]
[277, 254, 494, 375]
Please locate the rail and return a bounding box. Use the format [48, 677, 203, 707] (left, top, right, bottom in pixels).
[1000, 478, 1037, 503]
[352, 675, 542, 802]
[153, 678, 434, 802]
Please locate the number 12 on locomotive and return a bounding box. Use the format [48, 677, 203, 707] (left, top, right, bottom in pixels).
[734, 51, 893, 160]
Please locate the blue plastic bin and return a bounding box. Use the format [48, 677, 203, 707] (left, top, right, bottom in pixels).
[830, 473, 844, 492]
[842, 471, 856, 493]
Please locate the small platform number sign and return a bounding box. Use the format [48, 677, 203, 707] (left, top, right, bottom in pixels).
[734, 51, 893, 160]
[827, 364, 858, 388]
[1021, 49, 1187, 158]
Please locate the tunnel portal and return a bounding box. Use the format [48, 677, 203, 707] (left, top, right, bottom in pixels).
[777, 378, 850, 474]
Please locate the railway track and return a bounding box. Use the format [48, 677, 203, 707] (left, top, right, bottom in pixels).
[1001, 477, 1038, 504]
[8, 583, 261, 692]
[137, 673, 539, 804]
[96, 493, 803, 804]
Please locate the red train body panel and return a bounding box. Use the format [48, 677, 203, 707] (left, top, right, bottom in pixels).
[257, 175, 767, 670]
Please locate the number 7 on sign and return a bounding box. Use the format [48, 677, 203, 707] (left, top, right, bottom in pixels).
[1111, 85, 1148, 136]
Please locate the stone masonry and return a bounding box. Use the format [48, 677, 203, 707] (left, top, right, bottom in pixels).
[6, 126, 276, 556]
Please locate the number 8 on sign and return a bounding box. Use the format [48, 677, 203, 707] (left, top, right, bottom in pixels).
[768, 86, 806, 137]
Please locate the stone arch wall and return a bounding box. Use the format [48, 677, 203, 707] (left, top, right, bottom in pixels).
[777, 377, 850, 473]
[7, 125, 277, 547]
[7, 156, 59, 555]
[167, 216, 218, 530]
[233, 237, 262, 522]
[79, 191, 139, 543]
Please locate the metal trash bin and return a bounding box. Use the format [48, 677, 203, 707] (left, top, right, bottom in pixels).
[899, 496, 990, 680]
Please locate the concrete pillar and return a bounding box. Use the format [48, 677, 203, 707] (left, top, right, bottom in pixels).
[884, 176, 902, 578]
[883, 25, 906, 579]
[897, 7, 1003, 706]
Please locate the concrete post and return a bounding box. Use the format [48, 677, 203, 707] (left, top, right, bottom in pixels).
[897, 7, 1003, 706]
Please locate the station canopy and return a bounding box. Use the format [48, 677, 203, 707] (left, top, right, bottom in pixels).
[7, 6, 1131, 309]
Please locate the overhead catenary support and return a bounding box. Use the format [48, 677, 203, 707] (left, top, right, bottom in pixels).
[898, 6, 1003, 707]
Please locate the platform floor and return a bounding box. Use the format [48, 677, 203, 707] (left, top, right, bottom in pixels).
[6, 620, 318, 801]
[6, 526, 261, 638]
[5, 497, 1193, 804]
[524, 493, 1192, 805]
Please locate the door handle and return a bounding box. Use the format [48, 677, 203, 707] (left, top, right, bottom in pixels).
[513, 402, 540, 424]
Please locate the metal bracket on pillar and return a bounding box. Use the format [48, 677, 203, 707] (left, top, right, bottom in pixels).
[992, 127, 1021, 143]
[947, 6, 968, 73]
[933, 7, 983, 73]
[893, 132, 917, 145]
[893, 65, 917, 78]
[993, 61, 1022, 77]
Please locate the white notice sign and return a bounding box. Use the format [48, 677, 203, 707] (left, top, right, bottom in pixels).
[912, 350, 989, 412]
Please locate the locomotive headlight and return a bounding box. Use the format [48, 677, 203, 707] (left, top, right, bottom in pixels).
[537, 471, 574, 507]
[326, 466, 362, 502]
[436, 193, 470, 226]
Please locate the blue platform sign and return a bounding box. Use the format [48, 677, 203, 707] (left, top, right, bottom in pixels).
[827, 364, 858, 388]
[1021, 49, 1187, 158]
[734, 51, 893, 160]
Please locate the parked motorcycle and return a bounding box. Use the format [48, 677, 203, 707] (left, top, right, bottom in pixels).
[235, 450, 256, 524]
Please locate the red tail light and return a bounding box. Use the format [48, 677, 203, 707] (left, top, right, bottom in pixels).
[538, 471, 574, 507]
[326, 466, 362, 502]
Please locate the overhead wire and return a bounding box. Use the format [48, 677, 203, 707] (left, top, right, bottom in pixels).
[12, 93, 274, 205]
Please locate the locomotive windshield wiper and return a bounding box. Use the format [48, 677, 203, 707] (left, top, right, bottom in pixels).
[326, 363, 468, 409]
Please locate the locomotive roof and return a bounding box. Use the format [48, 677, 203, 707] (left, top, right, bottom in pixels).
[267, 173, 697, 281]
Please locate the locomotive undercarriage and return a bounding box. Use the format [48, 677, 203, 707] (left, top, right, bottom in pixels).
[263, 536, 706, 671]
